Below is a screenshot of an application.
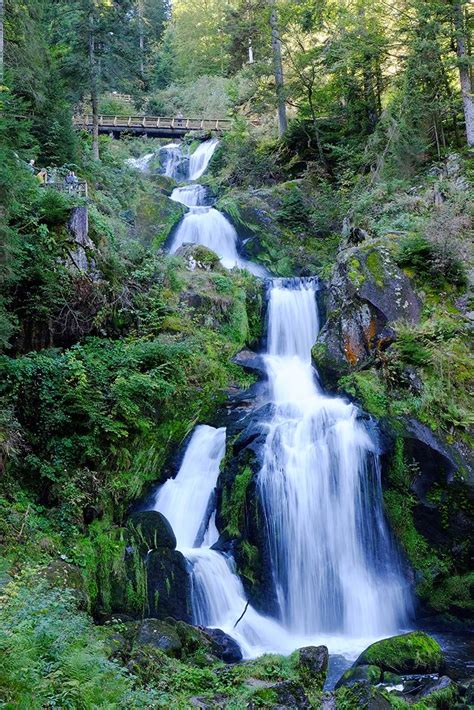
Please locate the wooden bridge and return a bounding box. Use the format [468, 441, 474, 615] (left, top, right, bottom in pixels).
[74, 114, 233, 138]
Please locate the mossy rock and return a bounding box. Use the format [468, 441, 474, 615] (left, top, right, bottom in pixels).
[334, 681, 391, 709]
[335, 664, 382, 689]
[296, 645, 329, 692]
[128, 511, 176, 551]
[38, 560, 89, 609]
[355, 631, 444, 675]
[135, 618, 182, 657]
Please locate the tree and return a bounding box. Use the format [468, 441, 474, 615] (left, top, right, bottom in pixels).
[452, 0, 474, 146]
[268, 0, 287, 136]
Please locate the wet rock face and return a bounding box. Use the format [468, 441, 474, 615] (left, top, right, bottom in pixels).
[315, 241, 421, 382]
[67, 206, 97, 276]
[122, 511, 192, 622]
[297, 645, 329, 691]
[146, 548, 192, 622]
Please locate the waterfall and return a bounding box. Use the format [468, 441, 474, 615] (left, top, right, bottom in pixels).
[152, 425, 296, 659]
[188, 138, 219, 180]
[170, 185, 209, 207]
[168, 167, 266, 276]
[259, 278, 411, 637]
[126, 152, 155, 171]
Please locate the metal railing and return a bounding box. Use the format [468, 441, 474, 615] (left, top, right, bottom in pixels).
[42, 180, 88, 198]
[74, 114, 233, 132]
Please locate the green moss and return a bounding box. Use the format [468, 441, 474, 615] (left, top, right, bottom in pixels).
[347, 257, 365, 287]
[357, 632, 443, 674]
[365, 250, 385, 287]
[222, 465, 253, 537]
[338, 370, 388, 418]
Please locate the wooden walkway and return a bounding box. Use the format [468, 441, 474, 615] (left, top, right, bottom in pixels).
[74, 114, 233, 138]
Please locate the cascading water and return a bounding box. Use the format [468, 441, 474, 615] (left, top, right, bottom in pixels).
[170, 185, 209, 207]
[163, 139, 266, 276]
[188, 138, 219, 180]
[153, 425, 294, 658]
[159, 142, 188, 179]
[259, 279, 411, 637]
[131, 137, 412, 661]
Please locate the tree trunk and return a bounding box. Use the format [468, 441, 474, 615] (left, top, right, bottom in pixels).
[138, 0, 145, 78]
[268, 0, 287, 136]
[0, 0, 4, 85]
[454, 1, 474, 146]
[89, 11, 100, 160]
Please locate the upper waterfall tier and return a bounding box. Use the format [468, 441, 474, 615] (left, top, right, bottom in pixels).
[188, 138, 219, 180]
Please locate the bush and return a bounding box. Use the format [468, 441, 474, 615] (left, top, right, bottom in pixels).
[396, 234, 466, 287]
[0, 576, 159, 707]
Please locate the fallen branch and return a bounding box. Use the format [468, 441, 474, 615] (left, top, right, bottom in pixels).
[234, 600, 250, 628]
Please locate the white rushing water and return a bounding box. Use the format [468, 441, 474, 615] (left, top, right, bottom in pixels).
[259, 279, 411, 638]
[150, 280, 411, 661]
[168, 205, 266, 276]
[170, 184, 209, 207]
[188, 138, 219, 180]
[153, 424, 294, 658]
[126, 152, 155, 172]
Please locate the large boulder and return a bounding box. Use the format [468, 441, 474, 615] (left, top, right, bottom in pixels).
[297, 645, 329, 691]
[146, 548, 192, 622]
[201, 627, 242, 663]
[354, 632, 444, 675]
[248, 680, 311, 709]
[334, 682, 392, 710]
[335, 664, 382, 689]
[136, 618, 182, 657]
[314, 240, 421, 383]
[128, 510, 176, 551]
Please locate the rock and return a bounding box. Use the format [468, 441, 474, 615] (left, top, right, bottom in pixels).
[134, 187, 185, 248]
[38, 560, 88, 609]
[135, 618, 182, 657]
[146, 548, 192, 622]
[315, 241, 421, 382]
[249, 680, 311, 709]
[335, 682, 392, 709]
[176, 244, 223, 271]
[67, 206, 98, 276]
[355, 632, 444, 675]
[297, 645, 329, 690]
[400, 675, 461, 709]
[201, 627, 243, 663]
[128, 510, 177, 551]
[232, 349, 266, 376]
[335, 664, 382, 689]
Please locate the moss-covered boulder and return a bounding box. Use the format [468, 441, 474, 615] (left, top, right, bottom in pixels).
[355, 632, 444, 675]
[136, 618, 182, 657]
[334, 681, 392, 709]
[134, 188, 185, 248]
[128, 510, 176, 551]
[335, 664, 382, 689]
[146, 548, 191, 622]
[39, 560, 89, 610]
[296, 645, 329, 692]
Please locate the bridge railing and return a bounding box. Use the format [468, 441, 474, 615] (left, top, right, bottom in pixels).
[43, 180, 88, 198]
[74, 114, 233, 132]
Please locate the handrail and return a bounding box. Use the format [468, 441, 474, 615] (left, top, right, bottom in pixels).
[73, 114, 233, 130]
